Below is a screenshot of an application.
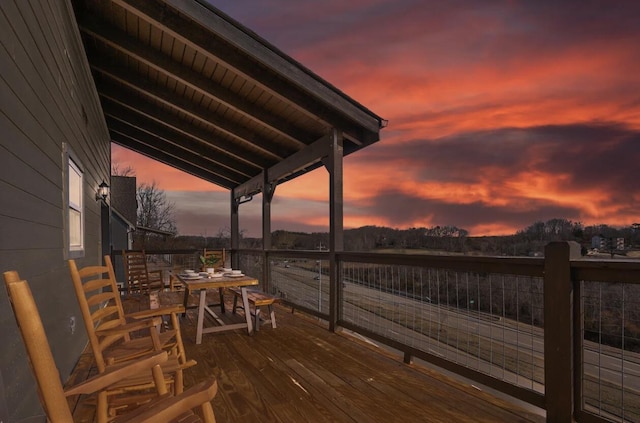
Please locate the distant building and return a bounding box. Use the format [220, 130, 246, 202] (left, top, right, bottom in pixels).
[591, 235, 606, 250]
[110, 176, 137, 228]
[591, 235, 625, 251]
[110, 176, 138, 281]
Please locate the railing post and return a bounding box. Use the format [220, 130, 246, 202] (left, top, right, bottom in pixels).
[326, 128, 343, 332]
[544, 241, 580, 423]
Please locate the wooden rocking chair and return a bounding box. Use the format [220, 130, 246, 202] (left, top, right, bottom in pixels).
[201, 248, 226, 271]
[3, 271, 217, 423]
[122, 250, 165, 294]
[68, 256, 196, 420]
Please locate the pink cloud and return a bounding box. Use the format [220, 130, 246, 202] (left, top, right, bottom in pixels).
[114, 1, 640, 236]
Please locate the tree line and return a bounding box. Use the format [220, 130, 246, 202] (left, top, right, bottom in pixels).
[135, 218, 640, 257]
[265, 219, 640, 256]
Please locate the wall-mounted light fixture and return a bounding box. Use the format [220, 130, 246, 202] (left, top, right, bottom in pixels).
[96, 180, 109, 202]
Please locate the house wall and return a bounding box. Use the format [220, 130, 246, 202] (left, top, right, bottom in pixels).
[111, 213, 133, 282]
[0, 0, 110, 420]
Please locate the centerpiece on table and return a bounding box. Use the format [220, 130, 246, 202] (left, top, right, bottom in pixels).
[199, 254, 219, 274]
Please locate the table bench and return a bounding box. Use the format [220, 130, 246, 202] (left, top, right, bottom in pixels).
[229, 288, 280, 331]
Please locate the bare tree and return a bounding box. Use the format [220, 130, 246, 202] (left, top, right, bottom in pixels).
[137, 181, 177, 234]
[111, 162, 136, 177]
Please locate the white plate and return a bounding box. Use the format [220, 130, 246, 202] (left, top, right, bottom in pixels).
[226, 273, 245, 278]
[209, 273, 224, 278]
[180, 274, 202, 280]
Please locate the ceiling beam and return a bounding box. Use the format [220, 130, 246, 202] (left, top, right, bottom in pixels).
[268, 133, 332, 183]
[89, 56, 289, 160]
[234, 133, 333, 198]
[100, 96, 261, 177]
[95, 79, 271, 170]
[111, 0, 382, 144]
[105, 115, 250, 184]
[77, 14, 310, 149]
[110, 133, 236, 188]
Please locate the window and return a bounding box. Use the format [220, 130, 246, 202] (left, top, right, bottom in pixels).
[68, 157, 84, 255]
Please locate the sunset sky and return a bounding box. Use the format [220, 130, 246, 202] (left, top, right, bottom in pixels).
[112, 0, 640, 237]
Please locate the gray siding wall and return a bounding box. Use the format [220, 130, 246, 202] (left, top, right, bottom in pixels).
[0, 0, 110, 420]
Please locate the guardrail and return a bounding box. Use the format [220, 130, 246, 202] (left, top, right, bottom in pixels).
[123, 245, 639, 422]
[572, 257, 640, 423]
[234, 243, 640, 423]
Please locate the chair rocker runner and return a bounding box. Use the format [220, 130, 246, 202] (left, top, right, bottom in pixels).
[3, 271, 218, 423]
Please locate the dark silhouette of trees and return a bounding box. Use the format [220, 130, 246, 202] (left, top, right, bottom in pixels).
[134, 182, 177, 248]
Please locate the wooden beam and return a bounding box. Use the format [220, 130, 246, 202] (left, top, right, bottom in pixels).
[327, 129, 344, 332]
[544, 241, 580, 423]
[101, 98, 260, 177]
[111, 0, 383, 143]
[78, 14, 310, 149]
[166, 0, 383, 134]
[106, 116, 247, 184]
[233, 174, 263, 199]
[230, 188, 240, 268]
[89, 56, 288, 160]
[233, 133, 332, 199]
[267, 134, 332, 183]
[110, 133, 235, 188]
[96, 80, 270, 169]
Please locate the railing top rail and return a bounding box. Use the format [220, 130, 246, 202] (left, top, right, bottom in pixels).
[112, 249, 203, 256]
[338, 252, 545, 277]
[571, 258, 640, 284]
[236, 248, 545, 277]
[215, 248, 640, 281]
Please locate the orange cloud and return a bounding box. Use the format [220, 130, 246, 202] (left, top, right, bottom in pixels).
[112, 1, 640, 237]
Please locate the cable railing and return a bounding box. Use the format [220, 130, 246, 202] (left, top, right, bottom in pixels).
[573, 261, 640, 423]
[233, 245, 640, 422]
[340, 264, 544, 394]
[121, 245, 640, 422]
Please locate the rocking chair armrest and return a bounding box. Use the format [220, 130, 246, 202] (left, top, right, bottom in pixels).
[127, 305, 185, 320]
[95, 316, 162, 337]
[115, 378, 218, 423]
[64, 352, 168, 396]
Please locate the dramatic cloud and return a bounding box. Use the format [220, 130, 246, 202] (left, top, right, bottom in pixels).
[116, 1, 640, 236]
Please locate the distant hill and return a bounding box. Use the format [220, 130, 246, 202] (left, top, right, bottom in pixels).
[139, 219, 639, 258]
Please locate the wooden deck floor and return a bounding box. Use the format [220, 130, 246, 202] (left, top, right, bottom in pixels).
[69, 295, 545, 422]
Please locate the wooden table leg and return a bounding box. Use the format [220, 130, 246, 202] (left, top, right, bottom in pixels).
[218, 287, 225, 313]
[182, 286, 189, 318]
[241, 286, 253, 335]
[196, 289, 207, 344]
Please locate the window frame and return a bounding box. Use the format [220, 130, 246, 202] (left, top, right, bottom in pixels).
[65, 146, 85, 259]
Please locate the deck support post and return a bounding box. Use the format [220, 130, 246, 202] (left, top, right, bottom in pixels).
[324, 128, 343, 332]
[262, 170, 275, 293]
[230, 189, 240, 269]
[544, 241, 580, 423]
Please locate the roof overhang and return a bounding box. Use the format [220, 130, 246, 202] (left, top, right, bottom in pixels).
[72, 0, 386, 194]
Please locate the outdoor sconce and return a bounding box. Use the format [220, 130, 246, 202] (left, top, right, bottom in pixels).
[96, 180, 109, 202]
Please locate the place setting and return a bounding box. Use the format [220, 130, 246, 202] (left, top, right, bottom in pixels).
[221, 267, 244, 278]
[178, 269, 203, 280]
[177, 267, 245, 281]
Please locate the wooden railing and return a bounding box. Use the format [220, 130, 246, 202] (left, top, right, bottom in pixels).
[125, 244, 640, 422]
[234, 243, 640, 423]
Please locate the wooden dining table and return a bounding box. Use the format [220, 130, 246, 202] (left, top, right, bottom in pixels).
[176, 272, 259, 344]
